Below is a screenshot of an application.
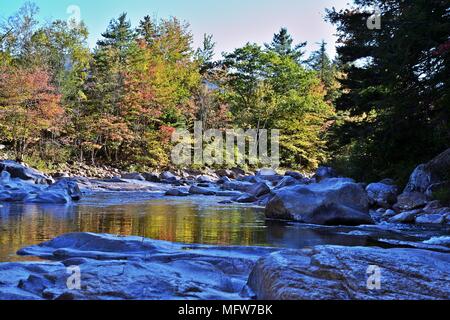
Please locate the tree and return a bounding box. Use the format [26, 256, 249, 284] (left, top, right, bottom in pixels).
[308, 40, 341, 102]
[0, 66, 63, 160]
[196, 34, 216, 75]
[265, 27, 307, 63]
[326, 0, 450, 183]
[223, 39, 334, 169]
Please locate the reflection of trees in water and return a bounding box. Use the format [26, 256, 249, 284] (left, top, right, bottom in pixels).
[0, 200, 268, 262]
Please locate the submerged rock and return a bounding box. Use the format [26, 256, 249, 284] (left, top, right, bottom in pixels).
[265, 178, 373, 226]
[248, 246, 450, 300]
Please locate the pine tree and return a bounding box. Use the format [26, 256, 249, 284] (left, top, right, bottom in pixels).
[265, 27, 306, 63]
[308, 40, 340, 102]
[326, 0, 450, 182]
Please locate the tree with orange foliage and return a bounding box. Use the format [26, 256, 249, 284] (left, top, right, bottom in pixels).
[0, 66, 63, 160]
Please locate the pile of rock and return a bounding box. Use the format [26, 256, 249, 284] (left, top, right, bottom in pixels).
[51, 162, 121, 179]
[367, 148, 450, 225]
[0, 160, 82, 204]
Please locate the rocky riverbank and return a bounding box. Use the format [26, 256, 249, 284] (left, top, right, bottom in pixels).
[0, 232, 448, 300]
[1, 149, 450, 300]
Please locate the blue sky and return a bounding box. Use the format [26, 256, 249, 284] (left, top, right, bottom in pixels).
[1, 0, 351, 58]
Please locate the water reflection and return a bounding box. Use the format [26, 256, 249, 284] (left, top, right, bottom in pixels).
[0, 193, 441, 262]
[0, 195, 272, 262]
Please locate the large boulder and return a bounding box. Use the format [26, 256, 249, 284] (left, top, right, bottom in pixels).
[0, 171, 81, 204]
[248, 246, 450, 300]
[48, 179, 82, 201]
[247, 182, 271, 198]
[221, 181, 253, 193]
[159, 171, 179, 182]
[274, 176, 300, 190]
[0, 160, 53, 185]
[189, 186, 216, 196]
[389, 210, 422, 224]
[404, 148, 450, 195]
[265, 178, 373, 226]
[394, 192, 428, 211]
[366, 182, 399, 208]
[314, 167, 337, 182]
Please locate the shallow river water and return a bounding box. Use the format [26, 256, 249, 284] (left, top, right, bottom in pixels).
[0, 192, 448, 262]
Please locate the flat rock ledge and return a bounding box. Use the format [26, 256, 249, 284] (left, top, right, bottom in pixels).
[0, 233, 276, 300]
[0, 233, 449, 300]
[248, 246, 450, 300]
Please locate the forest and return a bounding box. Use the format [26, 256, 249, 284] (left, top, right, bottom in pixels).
[0, 0, 449, 185]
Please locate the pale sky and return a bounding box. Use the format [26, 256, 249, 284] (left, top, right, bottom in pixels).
[1, 0, 352, 58]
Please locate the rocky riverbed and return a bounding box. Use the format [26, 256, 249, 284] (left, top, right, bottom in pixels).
[0, 149, 450, 300]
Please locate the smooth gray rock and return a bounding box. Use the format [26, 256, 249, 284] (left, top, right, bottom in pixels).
[248, 246, 450, 300]
[234, 194, 258, 203]
[314, 167, 337, 182]
[160, 171, 179, 182]
[415, 214, 446, 225]
[165, 188, 189, 197]
[265, 178, 373, 226]
[222, 181, 253, 192]
[215, 169, 236, 179]
[394, 192, 428, 211]
[247, 182, 271, 198]
[142, 173, 161, 183]
[0, 233, 277, 300]
[121, 173, 146, 181]
[256, 168, 277, 176]
[196, 175, 217, 183]
[0, 160, 53, 185]
[389, 210, 421, 224]
[48, 179, 82, 201]
[0, 171, 81, 204]
[189, 186, 216, 196]
[366, 182, 399, 208]
[274, 176, 300, 190]
[405, 148, 450, 194]
[284, 171, 304, 180]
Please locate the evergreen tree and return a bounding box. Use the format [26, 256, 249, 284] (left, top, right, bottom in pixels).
[265, 27, 307, 63]
[308, 40, 340, 102]
[326, 0, 450, 183]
